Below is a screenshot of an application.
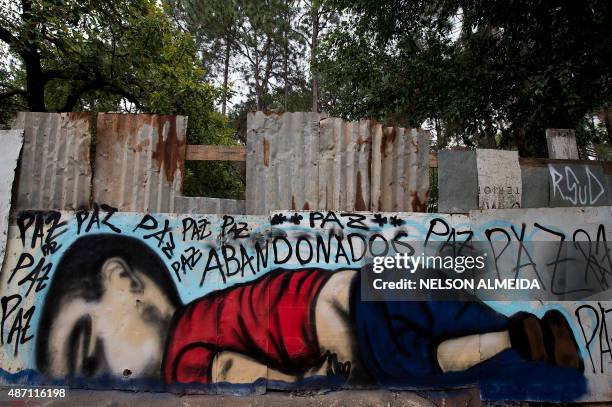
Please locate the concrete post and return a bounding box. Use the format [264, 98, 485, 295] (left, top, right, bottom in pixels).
[476, 149, 522, 209]
[546, 129, 579, 159]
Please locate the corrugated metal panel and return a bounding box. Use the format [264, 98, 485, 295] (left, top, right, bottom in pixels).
[318, 118, 372, 211]
[12, 112, 92, 211]
[93, 113, 187, 212]
[174, 196, 245, 214]
[0, 130, 23, 269]
[370, 127, 430, 212]
[246, 111, 321, 214]
[246, 111, 430, 214]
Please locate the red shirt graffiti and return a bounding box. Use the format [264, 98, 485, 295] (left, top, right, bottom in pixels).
[163, 268, 330, 383]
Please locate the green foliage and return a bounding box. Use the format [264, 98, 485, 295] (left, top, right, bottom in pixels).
[0, 46, 26, 125]
[229, 80, 313, 143]
[174, 0, 319, 112]
[318, 0, 612, 156]
[0, 0, 243, 199]
[182, 111, 245, 200]
[576, 116, 611, 160]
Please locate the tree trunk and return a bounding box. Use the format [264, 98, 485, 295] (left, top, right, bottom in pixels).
[283, 33, 289, 111]
[515, 127, 528, 157]
[311, 75, 319, 113]
[603, 106, 612, 147]
[254, 63, 262, 111]
[222, 38, 231, 116]
[23, 52, 46, 111]
[20, 0, 46, 111]
[310, 8, 320, 113]
[261, 36, 274, 111]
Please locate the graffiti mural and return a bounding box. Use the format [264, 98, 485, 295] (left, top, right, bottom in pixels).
[0, 205, 610, 402]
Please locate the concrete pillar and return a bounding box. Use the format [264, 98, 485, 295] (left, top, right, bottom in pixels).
[438, 149, 524, 212]
[437, 150, 478, 213]
[476, 149, 522, 209]
[546, 129, 579, 159]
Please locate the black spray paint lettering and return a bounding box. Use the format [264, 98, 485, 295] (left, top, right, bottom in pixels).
[575, 302, 611, 374]
[309, 211, 345, 229]
[7, 211, 69, 357]
[133, 215, 175, 260]
[425, 217, 474, 256]
[532, 223, 610, 295]
[572, 226, 612, 292]
[76, 204, 121, 235]
[196, 230, 412, 287]
[182, 217, 212, 241]
[17, 211, 67, 255]
[9, 253, 51, 297]
[0, 295, 35, 357]
[171, 247, 203, 282]
[425, 218, 611, 294]
[508, 223, 546, 289]
[221, 215, 250, 239]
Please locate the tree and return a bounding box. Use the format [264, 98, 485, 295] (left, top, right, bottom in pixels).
[0, 0, 243, 198]
[294, 0, 338, 112]
[174, 0, 329, 115]
[229, 84, 313, 144]
[318, 0, 612, 156]
[1, 0, 148, 111]
[169, 0, 241, 115]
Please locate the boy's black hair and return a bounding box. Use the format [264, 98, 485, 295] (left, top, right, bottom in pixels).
[35, 234, 181, 374]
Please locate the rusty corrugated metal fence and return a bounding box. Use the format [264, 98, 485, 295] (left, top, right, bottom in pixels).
[12, 112, 92, 211]
[93, 113, 187, 213]
[246, 111, 431, 214]
[371, 126, 430, 212]
[174, 196, 245, 215]
[11, 112, 245, 214]
[10, 111, 430, 215]
[246, 112, 321, 213]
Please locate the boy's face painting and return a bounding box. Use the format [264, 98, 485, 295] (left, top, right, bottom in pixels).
[43, 258, 176, 379]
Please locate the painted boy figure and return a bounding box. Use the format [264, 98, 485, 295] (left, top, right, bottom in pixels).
[37, 235, 585, 397]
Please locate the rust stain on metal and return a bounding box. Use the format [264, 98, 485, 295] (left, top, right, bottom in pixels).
[261, 110, 285, 117]
[410, 190, 429, 212]
[291, 195, 296, 210]
[343, 122, 349, 146]
[152, 115, 186, 184]
[263, 138, 270, 167]
[303, 202, 310, 210]
[355, 171, 367, 211]
[356, 137, 369, 151]
[381, 127, 397, 156]
[66, 111, 91, 121]
[132, 138, 150, 152]
[93, 113, 187, 212]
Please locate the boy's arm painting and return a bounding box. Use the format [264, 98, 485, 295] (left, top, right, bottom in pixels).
[0, 207, 610, 402]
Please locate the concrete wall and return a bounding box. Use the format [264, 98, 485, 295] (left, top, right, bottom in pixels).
[0, 130, 23, 270]
[0, 206, 610, 402]
[439, 150, 612, 212]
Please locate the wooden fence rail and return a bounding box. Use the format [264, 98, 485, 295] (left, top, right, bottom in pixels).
[187, 145, 439, 168]
[185, 145, 612, 173]
[186, 145, 247, 161]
